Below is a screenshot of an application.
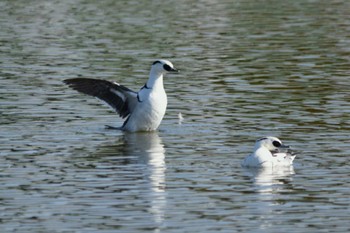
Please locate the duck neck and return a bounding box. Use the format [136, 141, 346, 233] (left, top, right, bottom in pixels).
[146, 70, 164, 89]
[255, 147, 273, 158]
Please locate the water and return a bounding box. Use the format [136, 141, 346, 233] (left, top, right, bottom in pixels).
[1, 0, 350, 232]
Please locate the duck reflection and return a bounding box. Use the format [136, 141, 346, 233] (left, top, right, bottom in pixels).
[89, 132, 167, 226]
[123, 132, 166, 191]
[120, 132, 167, 225]
[242, 166, 295, 231]
[243, 166, 295, 196]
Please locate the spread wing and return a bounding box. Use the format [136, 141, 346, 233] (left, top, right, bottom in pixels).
[64, 78, 138, 118]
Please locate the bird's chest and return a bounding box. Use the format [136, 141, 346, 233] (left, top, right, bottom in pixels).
[140, 89, 167, 117]
[129, 88, 167, 131]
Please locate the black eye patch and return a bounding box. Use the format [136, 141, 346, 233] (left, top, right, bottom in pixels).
[163, 64, 172, 71]
[272, 141, 281, 147]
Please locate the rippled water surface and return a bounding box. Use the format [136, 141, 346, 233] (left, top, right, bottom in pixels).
[1, 0, 350, 232]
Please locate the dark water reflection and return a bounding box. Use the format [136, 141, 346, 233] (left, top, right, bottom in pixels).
[1, 0, 350, 232]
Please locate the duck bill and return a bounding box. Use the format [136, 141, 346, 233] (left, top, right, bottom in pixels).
[170, 67, 179, 73]
[279, 144, 293, 153]
[280, 144, 290, 149]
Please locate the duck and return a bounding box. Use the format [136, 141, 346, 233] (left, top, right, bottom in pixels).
[64, 59, 178, 132]
[242, 136, 296, 167]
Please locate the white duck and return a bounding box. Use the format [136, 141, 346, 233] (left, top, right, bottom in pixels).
[242, 136, 296, 168]
[64, 59, 178, 132]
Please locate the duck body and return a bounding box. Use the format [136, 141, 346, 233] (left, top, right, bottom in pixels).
[242, 136, 296, 168]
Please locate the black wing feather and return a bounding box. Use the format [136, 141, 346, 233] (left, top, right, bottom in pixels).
[63, 78, 137, 118]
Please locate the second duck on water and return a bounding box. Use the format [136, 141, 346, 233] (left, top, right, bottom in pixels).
[64, 59, 178, 132]
[242, 136, 297, 168]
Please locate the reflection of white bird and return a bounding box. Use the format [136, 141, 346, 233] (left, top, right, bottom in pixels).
[64, 59, 178, 132]
[243, 166, 295, 195]
[124, 133, 166, 225]
[242, 136, 296, 168]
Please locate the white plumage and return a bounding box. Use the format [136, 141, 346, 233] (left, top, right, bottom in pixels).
[242, 136, 296, 168]
[64, 59, 178, 132]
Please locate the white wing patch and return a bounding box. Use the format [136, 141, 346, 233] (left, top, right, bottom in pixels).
[110, 89, 126, 102]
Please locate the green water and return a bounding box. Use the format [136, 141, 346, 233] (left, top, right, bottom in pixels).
[1, 0, 350, 232]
